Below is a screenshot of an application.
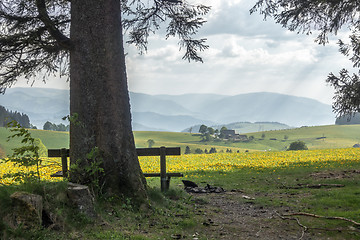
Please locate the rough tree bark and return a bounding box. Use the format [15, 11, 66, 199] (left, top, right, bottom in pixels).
[69, 0, 147, 201]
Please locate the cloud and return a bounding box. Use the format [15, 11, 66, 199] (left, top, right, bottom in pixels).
[125, 0, 356, 104]
[197, 1, 287, 39]
[13, 0, 354, 106]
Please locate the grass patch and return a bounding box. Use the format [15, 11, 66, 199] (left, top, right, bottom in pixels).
[0, 181, 204, 240]
[0, 127, 69, 156]
[2, 124, 360, 155]
[0, 162, 359, 239]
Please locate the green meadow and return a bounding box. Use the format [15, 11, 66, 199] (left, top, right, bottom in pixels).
[0, 127, 69, 157]
[1, 124, 360, 156]
[1, 125, 360, 239]
[136, 124, 360, 151]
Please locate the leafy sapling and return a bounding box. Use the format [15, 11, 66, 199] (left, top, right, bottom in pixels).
[3, 121, 43, 183]
[70, 147, 105, 196]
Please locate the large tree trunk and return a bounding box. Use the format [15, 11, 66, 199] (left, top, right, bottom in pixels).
[69, 0, 147, 201]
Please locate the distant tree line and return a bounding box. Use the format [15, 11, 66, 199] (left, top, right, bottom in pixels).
[185, 146, 243, 154]
[0, 105, 30, 128]
[335, 113, 360, 125]
[184, 146, 238, 154]
[43, 121, 69, 131]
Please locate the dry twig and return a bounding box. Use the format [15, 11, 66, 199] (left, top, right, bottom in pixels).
[281, 183, 345, 189]
[275, 211, 306, 240]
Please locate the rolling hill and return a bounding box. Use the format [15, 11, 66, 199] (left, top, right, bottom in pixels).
[0, 88, 336, 131]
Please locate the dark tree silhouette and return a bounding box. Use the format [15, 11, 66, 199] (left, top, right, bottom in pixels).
[0, 105, 30, 128]
[0, 0, 210, 201]
[251, 0, 360, 117]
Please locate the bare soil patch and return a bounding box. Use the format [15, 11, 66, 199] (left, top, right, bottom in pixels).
[191, 192, 345, 240]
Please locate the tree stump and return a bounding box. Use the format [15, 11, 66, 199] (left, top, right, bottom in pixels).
[67, 182, 97, 219]
[10, 191, 43, 229]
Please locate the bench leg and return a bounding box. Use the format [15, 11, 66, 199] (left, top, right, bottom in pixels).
[161, 177, 171, 191]
[161, 177, 166, 192]
[166, 177, 171, 191]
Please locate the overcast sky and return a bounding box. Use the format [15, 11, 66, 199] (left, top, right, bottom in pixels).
[14, 0, 355, 105]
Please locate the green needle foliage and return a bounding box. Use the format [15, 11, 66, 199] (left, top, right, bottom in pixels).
[251, 0, 360, 117]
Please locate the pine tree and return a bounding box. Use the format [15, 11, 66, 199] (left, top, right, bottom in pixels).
[185, 146, 191, 154]
[0, 105, 30, 128]
[0, 0, 210, 200]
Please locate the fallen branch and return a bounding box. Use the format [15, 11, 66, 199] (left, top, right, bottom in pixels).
[275, 211, 307, 240]
[282, 212, 360, 226]
[276, 211, 360, 239]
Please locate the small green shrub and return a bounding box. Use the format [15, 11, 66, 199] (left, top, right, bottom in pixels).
[194, 148, 203, 154]
[70, 147, 105, 196]
[287, 140, 308, 151]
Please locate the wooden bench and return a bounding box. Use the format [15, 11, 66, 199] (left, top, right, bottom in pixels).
[48, 146, 183, 191]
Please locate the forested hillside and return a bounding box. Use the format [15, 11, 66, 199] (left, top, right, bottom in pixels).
[336, 113, 360, 125]
[0, 105, 30, 128]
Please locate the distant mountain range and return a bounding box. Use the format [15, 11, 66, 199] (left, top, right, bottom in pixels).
[0, 88, 336, 131]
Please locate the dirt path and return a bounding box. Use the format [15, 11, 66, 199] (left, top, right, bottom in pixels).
[192, 192, 324, 240]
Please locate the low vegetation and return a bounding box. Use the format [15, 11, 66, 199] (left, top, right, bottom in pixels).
[0, 125, 360, 238]
[0, 148, 359, 239]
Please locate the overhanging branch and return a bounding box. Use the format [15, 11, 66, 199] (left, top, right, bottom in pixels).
[35, 0, 72, 50]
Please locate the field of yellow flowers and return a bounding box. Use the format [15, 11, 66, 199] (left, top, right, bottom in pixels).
[140, 148, 360, 173]
[1, 148, 360, 185]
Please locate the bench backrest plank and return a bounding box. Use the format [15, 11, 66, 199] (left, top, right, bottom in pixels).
[48, 147, 181, 157]
[136, 147, 181, 156]
[48, 148, 70, 157]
